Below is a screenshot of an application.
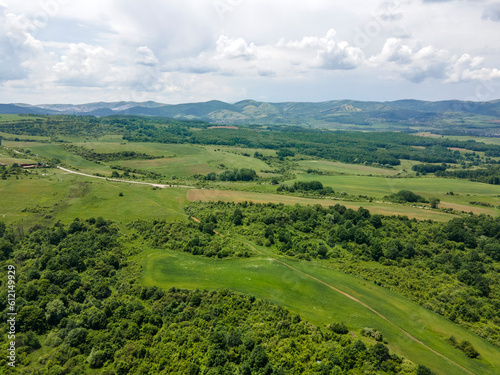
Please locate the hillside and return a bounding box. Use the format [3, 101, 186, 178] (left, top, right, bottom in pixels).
[2, 99, 500, 134]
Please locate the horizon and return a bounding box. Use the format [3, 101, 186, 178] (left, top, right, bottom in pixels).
[4, 97, 500, 108]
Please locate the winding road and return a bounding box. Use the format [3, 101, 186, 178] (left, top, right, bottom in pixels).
[57, 166, 195, 189]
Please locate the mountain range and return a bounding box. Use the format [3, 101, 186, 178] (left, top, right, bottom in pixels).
[2, 99, 500, 132]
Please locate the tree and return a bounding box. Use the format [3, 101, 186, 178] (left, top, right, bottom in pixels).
[416, 364, 434, 375]
[19, 305, 47, 334]
[45, 298, 67, 326]
[430, 198, 440, 209]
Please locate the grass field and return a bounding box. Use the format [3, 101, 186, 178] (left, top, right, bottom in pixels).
[293, 174, 500, 197]
[117, 144, 270, 178]
[141, 247, 500, 375]
[297, 160, 399, 176]
[0, 172, 189, 227]
[0, 114, 44, 122]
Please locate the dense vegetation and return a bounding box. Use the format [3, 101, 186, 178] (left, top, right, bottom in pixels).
[277, 181, 335, 196]
[200, 169, 258, 182]
[384, 190, 429, 204]
[436, 165, 500, 185]
[0, 218, 431, 375]
[184, 201, 500, 345]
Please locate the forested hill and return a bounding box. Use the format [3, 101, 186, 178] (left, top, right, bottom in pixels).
[2, 99, 500, 133]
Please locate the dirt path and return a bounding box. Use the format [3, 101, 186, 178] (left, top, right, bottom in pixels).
[189, 218, 475, 375]
[57, 166, 195, 189]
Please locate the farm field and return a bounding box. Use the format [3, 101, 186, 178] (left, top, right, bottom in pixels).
[142, 247, 500, 375]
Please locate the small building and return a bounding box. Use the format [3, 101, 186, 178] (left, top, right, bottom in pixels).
[20, 163, 36, 168]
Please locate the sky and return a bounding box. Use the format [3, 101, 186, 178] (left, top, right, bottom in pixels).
[1, 0, 500, 104]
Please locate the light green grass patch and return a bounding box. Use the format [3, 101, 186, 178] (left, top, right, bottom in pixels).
[118, 145, 270, 178]
[297, 160, 399, 176]
[293, 174, 500, 198]
[0, 173, 189, 227]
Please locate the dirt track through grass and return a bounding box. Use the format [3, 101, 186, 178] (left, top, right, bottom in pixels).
[204, 222, 477, 375]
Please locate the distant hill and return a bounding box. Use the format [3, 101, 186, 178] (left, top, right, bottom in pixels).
[2, 99, 500, 134]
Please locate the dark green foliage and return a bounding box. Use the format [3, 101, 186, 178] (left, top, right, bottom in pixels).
[385, 190, 428, 204]
[412, 163, 447, 174]
[277, 148, 295, 157]
[185, 201, 500, 344]
[416, 364, 434, 375]
[277, 181, 335, 197]
[202, 168, 258, 182]
[437, 164, 500, 185]
[128, 219, 250, 258]
[448, 337, 481, 359]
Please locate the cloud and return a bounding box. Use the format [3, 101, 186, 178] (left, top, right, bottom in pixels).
[0, 8, 43, 82]
[370, 38, 500, 84]
[482, 3, 500, 22]
[136, 46, 159, 66]
[281, 29, 365, 70]
[216, 35, 257, 60]
[446, 54, 500, 82]
[52, 43, 116, 86]
[370, 38, 449, 82]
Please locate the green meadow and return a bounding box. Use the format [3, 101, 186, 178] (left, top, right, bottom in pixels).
[141, 247, 500, 375]
[0, 172, 189, 227]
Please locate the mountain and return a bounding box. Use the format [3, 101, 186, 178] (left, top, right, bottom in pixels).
[2, 99, 500, 133]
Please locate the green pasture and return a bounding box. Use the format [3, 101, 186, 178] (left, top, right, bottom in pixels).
[297, 160, 399, 176]
[142, 248, 500, 375]
[293, 174, 500, 198]
[75, 141, 177, 156]
[2, 141, 104, 171]
[116, 144, 270, 178]
[0, 172, 189, 227]
[0, 114, 43, 122]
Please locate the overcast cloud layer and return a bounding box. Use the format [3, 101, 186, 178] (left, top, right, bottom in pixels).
[1, 0, 500, 104]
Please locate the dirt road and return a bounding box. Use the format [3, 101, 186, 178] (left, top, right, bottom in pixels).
[57, 166, 195, 189]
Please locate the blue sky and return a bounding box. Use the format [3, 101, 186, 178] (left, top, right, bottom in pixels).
[1, 0, 500, 104]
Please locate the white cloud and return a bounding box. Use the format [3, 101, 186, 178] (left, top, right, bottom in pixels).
[280, 29, 365, 70]
[447, 53, 500, 82]
[52, 43, 116, 86]
[136, 46, 159, 66]
[370, 38, 450, 82]
[215, 35, 257, 60]
[0, 8, 43, 81]
[316, 42, 365, 70]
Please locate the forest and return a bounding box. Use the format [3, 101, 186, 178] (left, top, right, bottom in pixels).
[0, 215, 435, 375]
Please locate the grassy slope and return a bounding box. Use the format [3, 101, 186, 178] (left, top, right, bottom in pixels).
[141, 246, 500, 375]
[0, 172, 188, 227]
[117, 144, 270, 179]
